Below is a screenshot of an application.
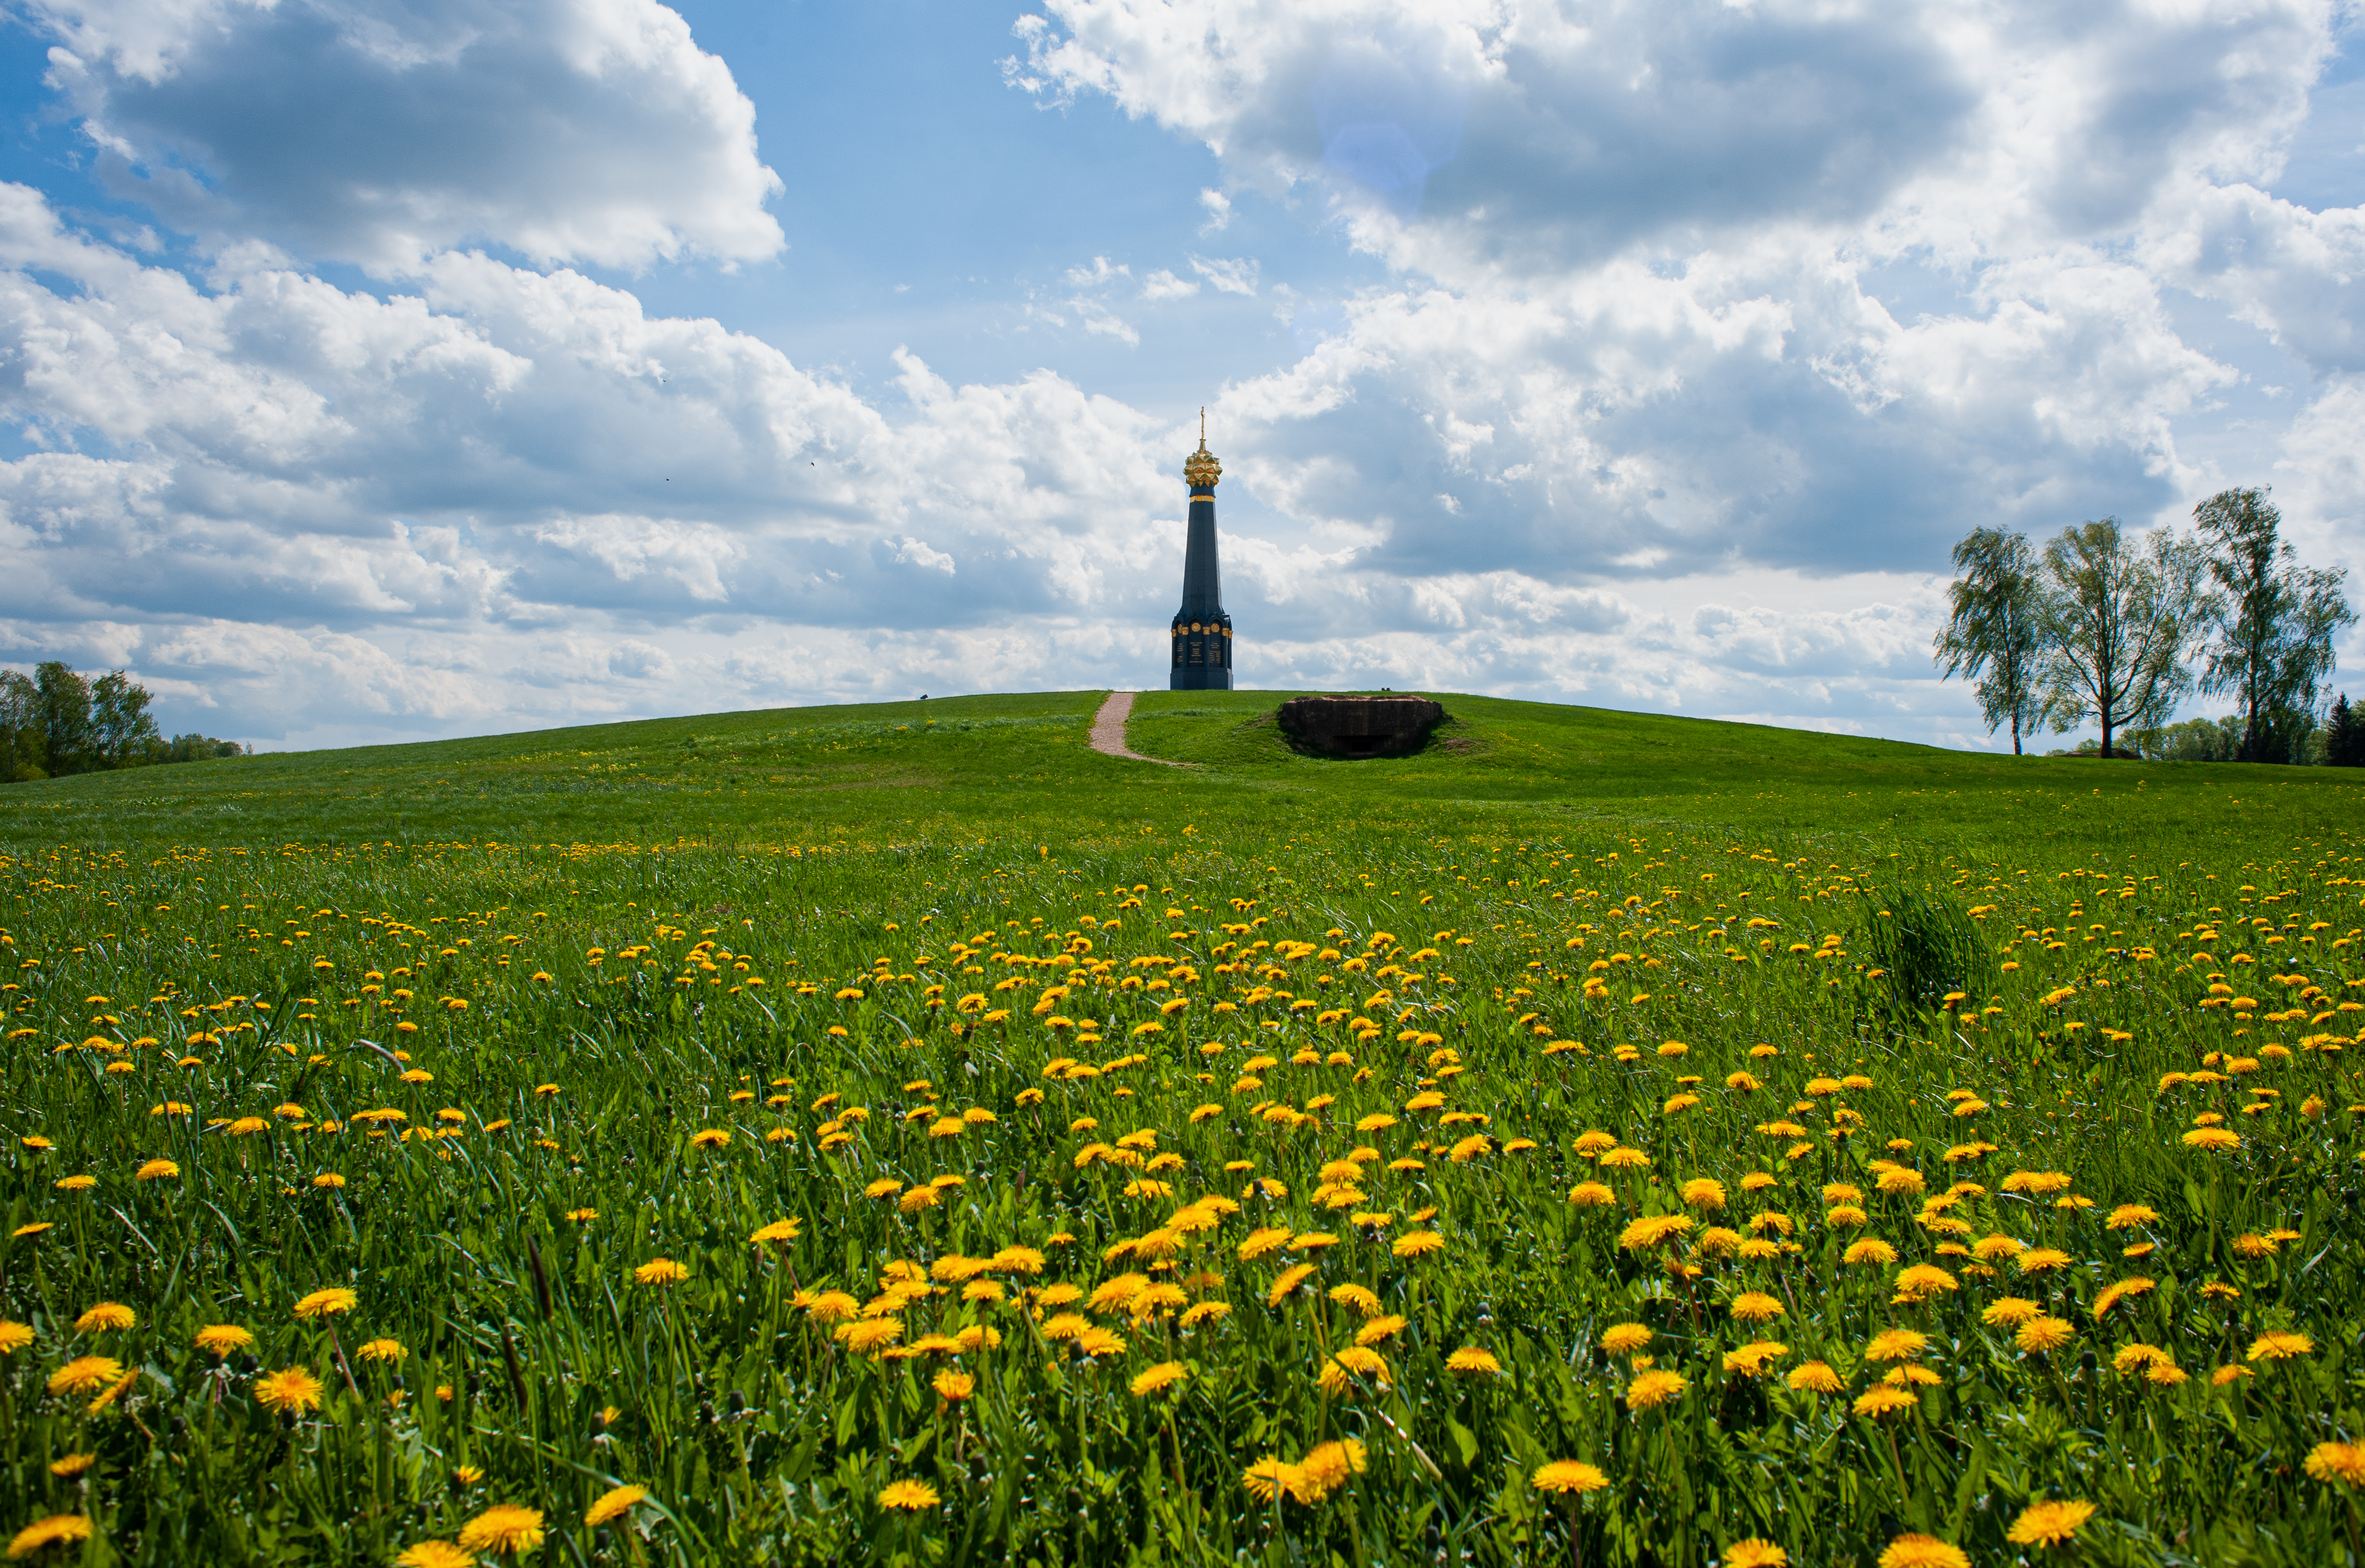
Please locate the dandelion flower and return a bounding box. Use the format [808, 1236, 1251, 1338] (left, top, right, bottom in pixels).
[1267, 1263, 1318, 1308]
[1243, 1458, 1302, 1503]
[1131, 1361, 1189, 1397]
[2307, 1442, 2365, 1486]
[1787, 1361, 1844, 1394]
[1877, 1535, 1969, 1568]
[2016, 1317, 2074, 1354]
[1626, 1369, 1687, 1410]
[1722, 1341, 1789, 1377]
[457, 1505, 545, 1555]
[878, 1479, 938, 1512]
[1298, 1439, 1366, 1499]
[190, 1324, 248, 1362]
[836, 1319, 902, 1353]
[1531, 1460, 1607, 1494]
[1852, 1385, 1920, 1418]
[1318, 1346, 1390, 1394]
[254, 1367, 325, 1413]
[292, 1287, 358, 1320]
[1617, 1214, 1693, 1252]
[73, 1302, 134, 1333]
[584, 1485, 649, 1527]
[393, 1543, 475, 1568]
[6, 1515, 94, 1559]
[1680, 1178, 1727, 1210]
[2006, 1499, 2096, 1546]
[1600, 1323, 1653, 1355]
[1391, 1229, 1445, 1258]
[46, 1357, 124, 1397]
[1865, 1329, 1928, 1363]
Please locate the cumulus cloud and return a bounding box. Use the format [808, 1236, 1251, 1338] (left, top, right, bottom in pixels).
[28, 0, 785, 270]
[1, 0, 2359, 755]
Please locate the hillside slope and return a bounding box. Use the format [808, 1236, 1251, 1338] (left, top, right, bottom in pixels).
[0, 687, 2350, 854]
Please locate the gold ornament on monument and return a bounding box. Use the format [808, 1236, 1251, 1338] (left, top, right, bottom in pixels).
[1184, 408, 1221, 490]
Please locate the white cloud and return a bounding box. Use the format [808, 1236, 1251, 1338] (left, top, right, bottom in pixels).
[1140, 268, 1198, 301]
[1189, 254, 1260, 295]
[27, 0, 784, 271]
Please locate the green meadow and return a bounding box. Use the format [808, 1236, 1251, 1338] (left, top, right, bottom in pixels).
[1, 690, 2360, 1567]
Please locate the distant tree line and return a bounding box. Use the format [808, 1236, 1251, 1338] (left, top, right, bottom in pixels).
[0, 663, 247, 782]
[1935, 487, 2359, 764]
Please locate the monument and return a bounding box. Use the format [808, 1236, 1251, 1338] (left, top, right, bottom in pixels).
[1169, 413, 1233, 690]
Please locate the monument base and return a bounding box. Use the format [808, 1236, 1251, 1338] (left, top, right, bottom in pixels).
[1275, 695, 1445, 758]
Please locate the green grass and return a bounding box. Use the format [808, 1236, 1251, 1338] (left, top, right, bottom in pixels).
[2, 687, 2344, 859]
[1, 690, 2362, 1566]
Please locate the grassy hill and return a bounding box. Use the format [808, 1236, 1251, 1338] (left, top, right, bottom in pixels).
[0, 687, 2349, 857]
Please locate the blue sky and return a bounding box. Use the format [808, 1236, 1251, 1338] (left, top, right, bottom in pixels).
[0, 0, 2358, 751]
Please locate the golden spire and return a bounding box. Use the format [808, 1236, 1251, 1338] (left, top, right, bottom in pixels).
[1184, 406, 1221, 490]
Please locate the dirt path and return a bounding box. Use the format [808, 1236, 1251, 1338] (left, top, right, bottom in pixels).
[1088, 691, 1188, 766]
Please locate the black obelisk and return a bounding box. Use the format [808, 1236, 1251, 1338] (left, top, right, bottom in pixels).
[1170, 411, 1233, 690]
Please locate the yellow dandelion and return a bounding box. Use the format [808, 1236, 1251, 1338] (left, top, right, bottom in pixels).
[1877, 1535, 1969, 1568]
[1600, 1323, 1654, 1355]
[1243, 1457, 1303, 1504]
[1626, 1369, 1687, 1410]
[2307, 1442, 2365, 1486]
[254, 1367, 325, 1413]
[73, 1302, 134, 1334]
[1530, 1460, 1608, 1494]
[1131, 1361, 1189, 1397]
[2005, 1499, 2096, 1547]
[2016, 1316, 2074, 1354]
[1787, 1361, 1844, 1394]
[584, 1485, 649, 1527]
[1852, 1385, 1920, 1419]
[5, 1516, 95, 1559]
[457, 1505, 545, 1555]
[46, 1356, 124, 1397]
[394, 1541, 476, 1568]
